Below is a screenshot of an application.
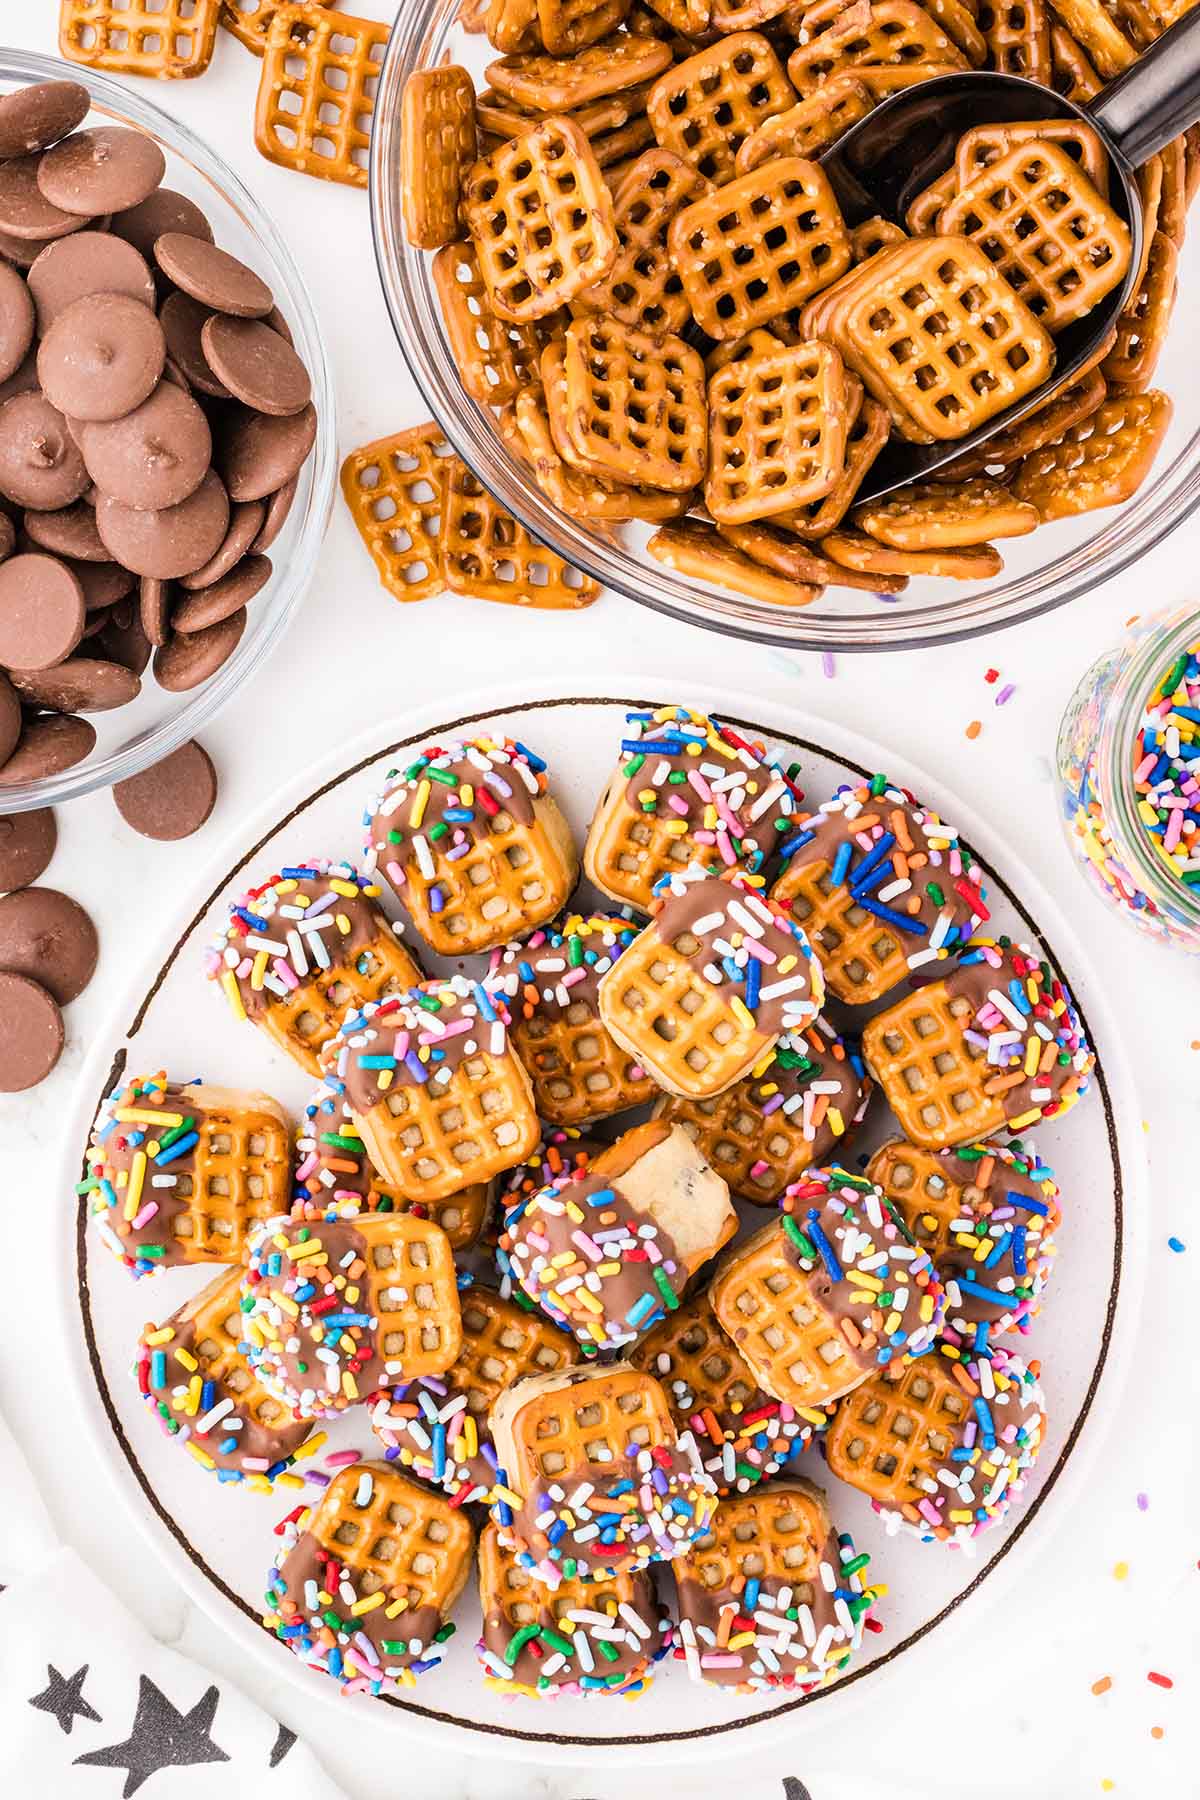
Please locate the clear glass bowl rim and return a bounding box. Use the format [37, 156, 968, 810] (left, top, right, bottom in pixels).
[368, 3, 1200, 653]
[0, 48, 337, 813]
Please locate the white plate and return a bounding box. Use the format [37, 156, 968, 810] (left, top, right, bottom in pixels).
[61, 680, 1148, 1764]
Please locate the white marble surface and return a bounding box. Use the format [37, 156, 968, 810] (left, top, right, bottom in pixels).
[1, 11, 1198, 1798]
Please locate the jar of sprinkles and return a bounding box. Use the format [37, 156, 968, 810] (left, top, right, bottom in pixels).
[1057, 605, 1200, 952]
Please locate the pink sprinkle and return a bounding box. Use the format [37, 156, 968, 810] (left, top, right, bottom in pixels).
[821, 652, 836, 679]
[385, 858, 406, 889]
[294, 1152, 318, 1180]
[717, 829, 737, 866]
[561, 967, 588, 988]
[275, 959, 300, 991]
[1137, 1492, 1149, 1510]
[995, 683, 1016, 707]
[667, 794, 690, 816]
[749, 1158, 770, 1177]
[918, 1497, 943, 1525]
[131, 1201, 159, 1229]
[324, 1448, 363, 1468]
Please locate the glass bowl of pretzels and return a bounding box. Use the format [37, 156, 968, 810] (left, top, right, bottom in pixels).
[0, 50, 336, 810]
[371, 0, 1200, 649]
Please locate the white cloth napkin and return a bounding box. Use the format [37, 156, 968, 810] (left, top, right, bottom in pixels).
[0, 1411, 346, 1798]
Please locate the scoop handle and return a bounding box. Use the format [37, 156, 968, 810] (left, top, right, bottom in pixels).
[1090, 7, 1200, 167]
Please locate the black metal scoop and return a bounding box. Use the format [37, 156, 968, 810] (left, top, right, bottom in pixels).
[817, 8, 1200, 499]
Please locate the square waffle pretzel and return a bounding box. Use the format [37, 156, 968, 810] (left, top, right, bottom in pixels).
[537, 0, 632, 53]
[940, 139, 1132, 330]
[829, 237, 1055, 442]
[497, 1364, 681, 1496]
[824, 1356, 969, 1506]
[86, 1082, 292, 1271]
[706, 338, 850, 523]
[597, 912, 771, 1100]
[60, 0, 221, 78]
[401, 67, 478, 250]
[338, 1213, 464, 1377]
[284, 1460, 475, 1637]
[518, 370, 690, 522]
[709, 1219, 876, 1407]
[556, 317, 707, 493]
[220, 0, 332, 55]
[340, 423, 454, 605]
[433, 242, 549, 407]
[955, 118, 1108, 194]
[439, 458, 599, 608]
[349, 1027, 541, 1204]
[774, 393, 892, 538]
[140, 1265, 313, 1477]
[786, 0, 968, 96]
[646, 32, 796, 187]
[255, 5, 388, 187]
[1011, 389, 1173, 518]
[572, 148, 712, 337]
[975, 0, 1053, 82]
[861, 980, 1002, 1146]
[462, 117, 617, 321]
[485, 35, 671, 110]
[682, 1480, 828, 1595]
[670, 157, 852, 343]
[771, 846, 922, 1004]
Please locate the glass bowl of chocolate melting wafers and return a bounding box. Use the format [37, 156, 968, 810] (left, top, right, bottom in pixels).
[371, 0, 1200, 651]
[0, 50, 336, 811]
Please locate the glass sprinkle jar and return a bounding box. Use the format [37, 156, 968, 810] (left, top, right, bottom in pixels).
[1057, 604, 1200, 952]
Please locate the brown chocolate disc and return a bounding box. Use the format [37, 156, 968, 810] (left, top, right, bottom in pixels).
[0, 883, 98, 1001]
[0, 668, 19, 764]
[9, 656, 140, 713]
[96, 602, 151, 675]
[0, 263, 34, 383]
[0, 155, 89, 242]
[200, 316, 311, 417]
[114, 737, 217, 840]
[154, 233, 273, 318]
[0, 711, 95, 784]
[153, 606, 246, 691]
[172, 553, 271, 631]
[111, 186, 214, 262]
[220, 402, 316, 502]
[96, 469, 229, 579]
[72, 557, 134, 610]
[39, 290, 167, 424]
[0, 82, 90, 162]
[0, 392, 89, 509]
[139, 574, 171, 645]
[0, 970, 63, 1090]
[179, 498, 264, 589]
[0, 807, 56, 889]
[0, 509, 14, 562]
[22, 500, 108, 562]
[249, 476, 297, 553]
[81, 379, 210, 508]
[0, 552, 85, 669]
[38, 127, 165, 217]
[79, 604, 111, 639]
[27, 231, 156, 334]
[159, 290, 230, 399]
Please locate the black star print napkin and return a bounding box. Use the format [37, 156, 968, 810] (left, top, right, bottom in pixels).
[0, 1414, 346, 1798]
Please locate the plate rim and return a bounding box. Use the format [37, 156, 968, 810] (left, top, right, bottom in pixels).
[60, 678, 1150, 1765]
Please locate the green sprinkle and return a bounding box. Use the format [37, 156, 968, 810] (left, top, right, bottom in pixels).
[505, 1625, 540, 1666]
[75, 1178, 100, 1195]
[869, 773, 887, 796]
[623, 754, 645, 777]
[428, 821, 449, 841]
[381, 1639, 407, 1655]
[653, 1267, 680, 1311]
[320, 1131, 364, 1151]
[840, 1550, 871, 1576]
[568, 934, 584, 967]
[783, 1214, 817, 1260]
[388, 828, 404, 845]
[427, 767, 457, 785]
[540, 1627, 574, 1657]
[156, 1116, 196, 1152]
[667, 769, 687, 784]
[927, 881, 945, 906]
[597, 1638, 620, 1663]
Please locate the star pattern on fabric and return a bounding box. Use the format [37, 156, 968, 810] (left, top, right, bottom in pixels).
[28, 1663, 101, 1735]
[73, 1674, 229, 1797]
